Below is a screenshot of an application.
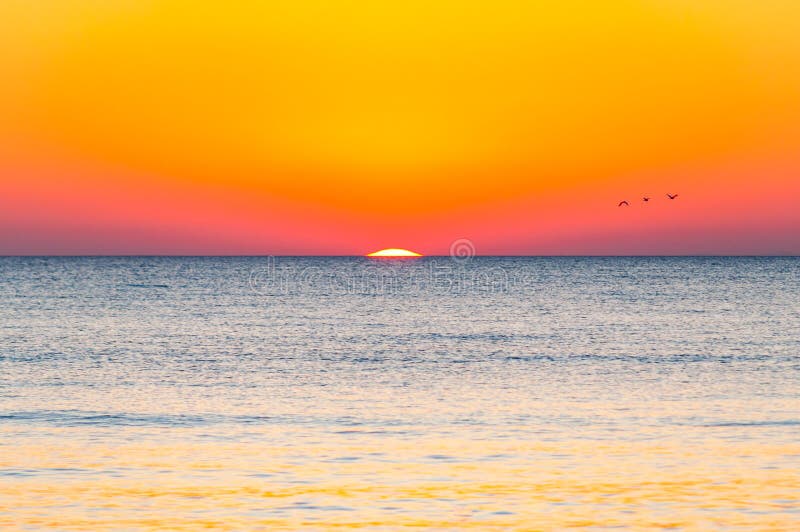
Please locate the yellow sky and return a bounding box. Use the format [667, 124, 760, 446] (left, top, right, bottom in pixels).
[1, 1, 799, 253]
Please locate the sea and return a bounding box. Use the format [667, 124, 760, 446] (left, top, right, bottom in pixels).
[1, 256, 798, 530]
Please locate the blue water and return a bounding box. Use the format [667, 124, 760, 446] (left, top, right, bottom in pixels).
[1, 257, 798, 529]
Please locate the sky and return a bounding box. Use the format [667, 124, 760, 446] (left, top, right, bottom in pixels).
[1, 0, 799, 255]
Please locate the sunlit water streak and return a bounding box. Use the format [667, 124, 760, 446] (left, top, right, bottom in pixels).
[1, 257, 798, 530]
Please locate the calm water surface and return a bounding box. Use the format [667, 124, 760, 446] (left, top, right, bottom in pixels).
[1, 257, 799, 530]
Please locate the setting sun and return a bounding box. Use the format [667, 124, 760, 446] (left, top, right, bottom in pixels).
[366, 248, 423, 258]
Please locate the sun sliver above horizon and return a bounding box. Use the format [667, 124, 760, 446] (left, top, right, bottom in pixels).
[366, 248, 423, 258]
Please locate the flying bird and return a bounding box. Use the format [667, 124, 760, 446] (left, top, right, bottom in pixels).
[618, 200, 629, 207]
[666, 193, 679, 200]
[643, 197, 650, 202]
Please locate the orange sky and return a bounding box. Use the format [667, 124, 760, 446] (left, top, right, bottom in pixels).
[1, 0, 799, 254]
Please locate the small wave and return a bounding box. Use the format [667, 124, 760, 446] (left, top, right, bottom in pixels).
[0, 410, 272, 427]
[0, 410, 416, 429]
[701, 420, 800, 427]
[505, 355, 555, 362]
[125, 283, 169, 288]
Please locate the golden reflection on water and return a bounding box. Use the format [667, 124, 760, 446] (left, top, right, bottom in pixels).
[2, 425, 798, 530]
[3, 257, 800, 529]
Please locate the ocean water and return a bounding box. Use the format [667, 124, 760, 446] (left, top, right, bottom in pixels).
[1, 256, 798, 530]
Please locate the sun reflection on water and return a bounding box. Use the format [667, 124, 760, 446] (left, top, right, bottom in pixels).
[1, 257, 799, 529]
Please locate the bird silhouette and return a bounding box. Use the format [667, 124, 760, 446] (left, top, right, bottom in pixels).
[643, 197, 650, 202]
[666, 193, 679, 200]
[618, 200, 629, 207]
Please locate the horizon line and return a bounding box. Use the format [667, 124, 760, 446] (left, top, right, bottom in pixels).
[1, 254, 798, 258]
